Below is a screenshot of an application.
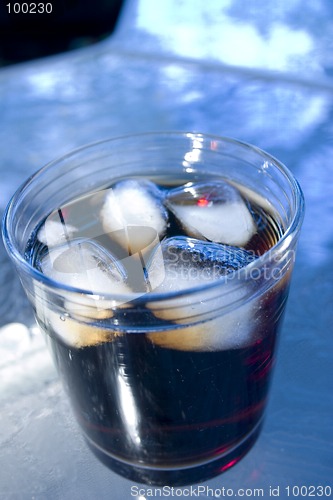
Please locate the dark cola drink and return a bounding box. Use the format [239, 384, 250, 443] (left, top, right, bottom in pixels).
[26, 174, 289, 485]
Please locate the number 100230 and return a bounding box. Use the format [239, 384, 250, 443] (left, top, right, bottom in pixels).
[6, 3, 53, 14]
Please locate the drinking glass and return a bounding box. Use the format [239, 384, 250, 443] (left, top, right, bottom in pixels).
[2, 133, 304, 485]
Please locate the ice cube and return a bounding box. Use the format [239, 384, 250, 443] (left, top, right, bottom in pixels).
[42, 310, 118, 348]
[36, 236, 166, 348]
[37, 219, 78, 247]
[100, 179, 168, 254]
[145, 236, 258, 351]
[38, 189, 109, 247]
[35, 239, 138, 347]
[146, 236, 256, 296]
[165, 181, 256, 246]
[146, 309, 257, 351]
[39, 239, 133, 318]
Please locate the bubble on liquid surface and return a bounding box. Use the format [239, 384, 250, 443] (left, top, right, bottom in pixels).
[165, 181, 256, 246]
[100, 178, 168, 253]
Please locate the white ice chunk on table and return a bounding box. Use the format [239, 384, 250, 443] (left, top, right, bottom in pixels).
[165, 181, 256, 246]
[37, 219, 78, 247]
[100, 178, 168, 254]
[146, 237, 258, 351]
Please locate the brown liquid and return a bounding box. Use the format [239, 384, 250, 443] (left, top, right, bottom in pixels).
[29, 176, 287, 485]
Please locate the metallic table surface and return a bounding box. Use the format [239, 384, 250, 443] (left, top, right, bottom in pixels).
[1, 1, 332, 498]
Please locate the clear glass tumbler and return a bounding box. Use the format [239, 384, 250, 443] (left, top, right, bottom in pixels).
[2, 133, 304, 485]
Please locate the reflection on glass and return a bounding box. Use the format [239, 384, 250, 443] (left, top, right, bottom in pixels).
[117, 367, 141, 445]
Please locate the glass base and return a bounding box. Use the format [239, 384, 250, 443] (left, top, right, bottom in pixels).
[85, 419, 263, 486]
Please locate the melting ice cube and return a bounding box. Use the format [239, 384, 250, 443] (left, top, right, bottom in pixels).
[100, 179, 168, 254]
[165, 181, 256, 246]
[145, 236, 258, 351]
[41, 309, 118, 348]
[38, 239, 136, 324]
[35, 236, 163, 347]
[146, 236, 256, 294]
[39, 239, 131, 299]
[37, 188, 111, 249]
[146, 310, 257, 352]
[36, 236, 167, 346]
[36, 239, 136, 347]
[37, 219, 78, 247]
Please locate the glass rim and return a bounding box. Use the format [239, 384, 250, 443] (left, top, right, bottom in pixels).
[1, 131, 305, 303]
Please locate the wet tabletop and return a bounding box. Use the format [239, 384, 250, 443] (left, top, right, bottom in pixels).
[1, 1, 333, 498]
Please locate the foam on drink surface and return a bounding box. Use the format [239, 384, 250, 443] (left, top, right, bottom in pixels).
[28, 176, 282, 350]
